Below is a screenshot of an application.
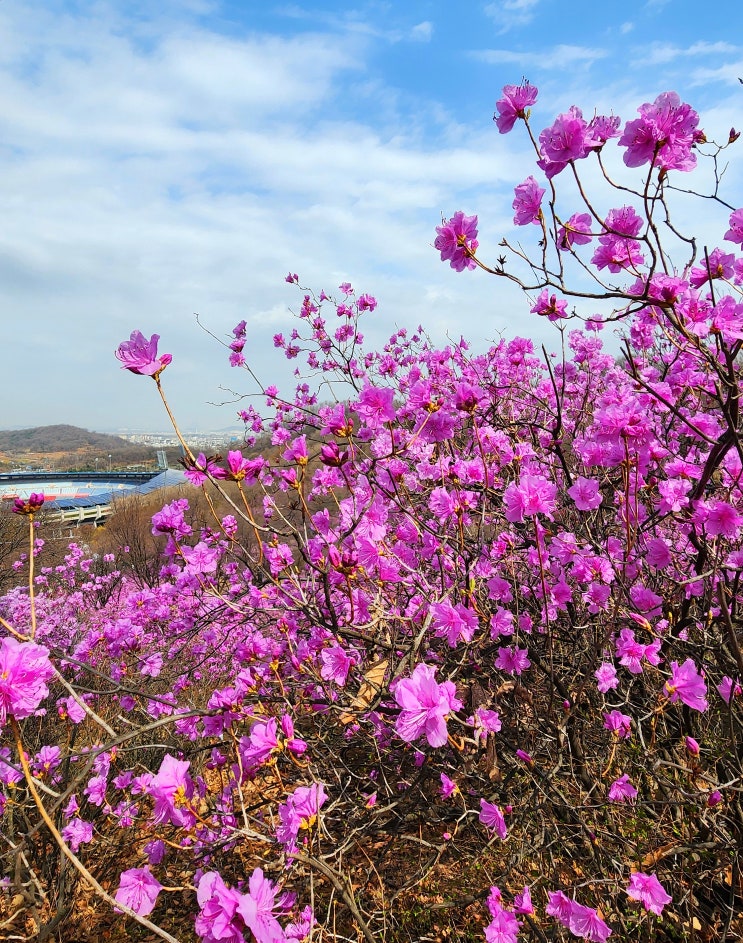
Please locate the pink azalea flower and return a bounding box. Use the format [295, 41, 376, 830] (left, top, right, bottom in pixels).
[685, 736, 700, 756]
[61, 817, 93, 852]
[626, 872, 672, 915]
[115, 330, 172, 376]
[148, 754, 195, 828]
[494, 81, 538, 134]
[195, 871, 243, 943]
[239, 718, 280, 772]
[495, 646, 531, 676]
[703, 500, 743, 538]
[320, 644, 355, 686]
[717, 676, 742, 703]
[485, 907, 520, 943]
[557, 212, 593, 251]
[512, 176, 545, 226]
[545, 890, 573, 923]
[394, 663, 462, 748]
[181, 541, 219, 575]
[276, 782, 327, 855]
[440, 773, 458, 799]
[513, 886, 533, 915]
[664, 659, 708, 712]
[568, 903, 613, 941]
[707, 789, 722, 807]
[594, 663, 619, 693]
[503, 472, 557, 522]
[608, 774, 638, 803]
[434, 211, 479, 272]
[0, 638, 55, 727]
[619, 92, 701, 172]
[530, 289, 568, 321]
[356, 384, 396, 427]
[538, 106, 596, 177]
[603, 710, 632, 739]
[591, 235, 644, 273]
[724, 207, 743, 247]
[430, 599, 479, 648]
[568, 476, 603, 511]
[479, 799, 508, 839]
[12, 492, 45, 515]
[115, 868, 162, 917]
[237, 868, 285, 943]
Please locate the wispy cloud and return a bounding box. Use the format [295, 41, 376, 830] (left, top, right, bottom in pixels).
[410, 21, 433, 43]
[483, 0, 541, 34]
[473, 44, 608, 70]
[633, 40, 739, 67]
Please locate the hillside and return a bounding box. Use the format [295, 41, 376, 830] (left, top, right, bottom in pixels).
[0, 424, 132, 454]
[0, 425, 160, 472]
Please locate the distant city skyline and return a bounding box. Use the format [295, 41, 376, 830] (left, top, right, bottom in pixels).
[2, 0, 742, 432]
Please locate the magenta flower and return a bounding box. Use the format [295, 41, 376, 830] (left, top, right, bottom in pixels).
[276, 782, 327, 855]
[503, 472, 557, 522]
[538, 107, 596, 177]
[61, 817, 93, 852]
[664, 659, 708, 712]
[558, 212, 593, 251]
[608, 774, 638, 803]
[479, 799, 508, 839]
[434, 211, 479, 272]
[495, 645, 531, 676]
[239, 718, 280, 772]
[394, 663, 462, 748]
[568, 903, 613, 942]
[115, 330, 172, 377]
[568, 476, 603, 511]
[147, 754, 195, 828]
[530, 289, 568, 321]
[494, 81, 538, 134]
[545, 890, 573, 923]
[626, 872, 672, 915]
[512, 176, 545, 226]
[591, 234, 645, 273]
[12, 492, 45, 515]
[440, 773, 458, 799]
[619, 92, 701, 172]
[115, 868, 162, 917]
[236, 868, 284, 943]
[547, 892, 612, 941]
[356, 383, 396, 428]
[513, 886, 534, 915]
[195, 871, 243, 943]
[717, 676, 742, 703]
[594, 663, 619, 693]
[724, 208, 743, 247]
[603, 710, 632, 739]
[0, 638, 55, 727]
[707, 789, 722, 807]
[430, 600, 478, 648]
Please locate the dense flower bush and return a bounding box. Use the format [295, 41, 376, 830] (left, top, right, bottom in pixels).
[2, 83, 743, 942]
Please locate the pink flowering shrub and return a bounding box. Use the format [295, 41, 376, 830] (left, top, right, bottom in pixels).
[3, 82, 743, 942]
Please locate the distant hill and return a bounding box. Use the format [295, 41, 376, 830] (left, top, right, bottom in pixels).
[0, 425, 133, 454]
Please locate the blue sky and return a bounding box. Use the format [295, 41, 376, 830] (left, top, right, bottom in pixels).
[1, 0, 742, 432]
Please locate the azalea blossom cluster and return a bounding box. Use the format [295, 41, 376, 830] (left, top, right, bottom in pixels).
[2, 84, 743, 942]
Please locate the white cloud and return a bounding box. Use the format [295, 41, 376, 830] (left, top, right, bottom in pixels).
[1, 1, 741, 434]
[473, 44, 608, 70]
[410, 21, 433, 43]
[483, 0, 541, 33]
